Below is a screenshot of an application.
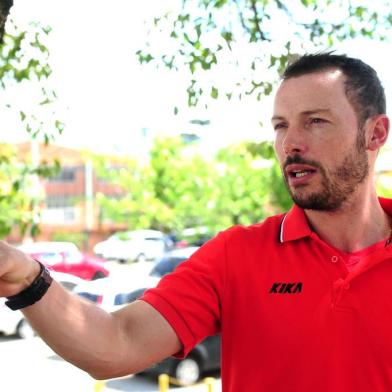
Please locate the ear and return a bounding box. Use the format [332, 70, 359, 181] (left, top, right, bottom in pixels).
[367, 115, 389, 151]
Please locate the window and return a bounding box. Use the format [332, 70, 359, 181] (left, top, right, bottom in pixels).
[46, 195, 75, 208]
[48, 167, 77, 182]
[43, 195, 78, 224]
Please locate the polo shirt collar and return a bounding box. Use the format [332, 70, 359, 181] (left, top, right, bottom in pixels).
[379, 197, 392, 216]
[280, 197, 392, 244]
[279, 204, 312, 243]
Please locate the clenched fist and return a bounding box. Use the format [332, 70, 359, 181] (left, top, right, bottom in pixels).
[0, 240, 41, 298]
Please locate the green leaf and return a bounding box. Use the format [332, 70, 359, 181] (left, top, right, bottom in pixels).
[211, 86, 219, 99]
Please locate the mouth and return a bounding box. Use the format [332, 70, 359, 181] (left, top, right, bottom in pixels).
[289, 169, 316, 178]
[285, 164, 318, 185]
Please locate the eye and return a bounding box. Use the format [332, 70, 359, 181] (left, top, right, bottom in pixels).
[309, 117, 327, 124]
[273, 122, 287, 131]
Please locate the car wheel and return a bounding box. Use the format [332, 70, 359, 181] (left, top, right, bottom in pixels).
[92, 271, 106, 280]
[172, 356, 201, 386]
[135, 253, 147, 263]
[16, 319, 36, 339]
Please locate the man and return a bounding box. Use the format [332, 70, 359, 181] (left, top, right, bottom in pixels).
[0, 53, 390, 392]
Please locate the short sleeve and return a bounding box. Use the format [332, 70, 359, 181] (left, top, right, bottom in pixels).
[140, 230, 228, 358]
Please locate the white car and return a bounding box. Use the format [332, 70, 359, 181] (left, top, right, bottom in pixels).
[93, 229, 173, 263]
[73, 272, 161, 312]
[0, 271, 84, 339]
[74, 246, 199, 313]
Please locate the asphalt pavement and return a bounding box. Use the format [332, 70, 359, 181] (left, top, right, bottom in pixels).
[0, 261, 222, 391]
[0, 332, 221, 392]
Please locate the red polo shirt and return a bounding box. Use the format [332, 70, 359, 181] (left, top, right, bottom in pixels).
[141, 197, 392, 391]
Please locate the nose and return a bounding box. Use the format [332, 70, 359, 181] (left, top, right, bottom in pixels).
[281, 127, 308, 156]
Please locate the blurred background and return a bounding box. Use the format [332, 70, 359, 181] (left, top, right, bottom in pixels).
[0, 1, 391, 390]
[0, 0, 391, 251]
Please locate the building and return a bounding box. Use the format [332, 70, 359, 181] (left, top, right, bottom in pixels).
[13, 142, 129, 252]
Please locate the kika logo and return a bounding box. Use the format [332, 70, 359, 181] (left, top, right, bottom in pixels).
[269, 282, 303, 294]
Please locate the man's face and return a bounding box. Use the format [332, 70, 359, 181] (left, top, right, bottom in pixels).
[272, 69, 369, 211]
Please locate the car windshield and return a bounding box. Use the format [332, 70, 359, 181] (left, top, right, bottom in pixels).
[149, 256, 187, 278]
[36, 252, 63, 265]
[64, 250, 83, 264]
[77, 292, 101, 303]
[114, 288, 147, 305]
[110, 230, 164, 242]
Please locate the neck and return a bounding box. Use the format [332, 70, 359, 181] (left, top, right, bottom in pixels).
[304, 189, 391, 253]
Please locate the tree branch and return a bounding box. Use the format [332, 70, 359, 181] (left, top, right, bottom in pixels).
[249, 0, 267, 41]
[233, 0, 253, 36]
[0, 0, 13, 43]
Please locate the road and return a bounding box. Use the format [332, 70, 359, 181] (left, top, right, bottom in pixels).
[0, 262, 222, 391]
[0, 333, 221, 392]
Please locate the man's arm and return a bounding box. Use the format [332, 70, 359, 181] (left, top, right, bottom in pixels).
[0, 241, 181, 379]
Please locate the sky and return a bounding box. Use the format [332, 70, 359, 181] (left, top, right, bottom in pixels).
[3, 0, 392, 161]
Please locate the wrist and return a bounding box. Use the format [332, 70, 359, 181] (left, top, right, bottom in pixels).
[5, 260, 53, 310]
[22, 259, 42, 289]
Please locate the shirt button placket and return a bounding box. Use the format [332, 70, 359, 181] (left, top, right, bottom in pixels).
[331, 278, 343, 308]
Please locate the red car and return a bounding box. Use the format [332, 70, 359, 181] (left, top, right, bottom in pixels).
[18, 241, 109, 280]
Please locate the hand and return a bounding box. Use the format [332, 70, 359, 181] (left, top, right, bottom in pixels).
[0, 240, 40, 297]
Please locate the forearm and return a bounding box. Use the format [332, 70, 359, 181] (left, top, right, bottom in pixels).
[22, 281, 131, 379]
[21, 280, 181, 379]
[0, 242, 181, 379]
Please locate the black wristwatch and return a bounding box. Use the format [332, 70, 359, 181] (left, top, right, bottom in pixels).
[5, 260, 53, 311]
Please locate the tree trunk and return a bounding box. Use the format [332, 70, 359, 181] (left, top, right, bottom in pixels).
[0, 0, 13, 43]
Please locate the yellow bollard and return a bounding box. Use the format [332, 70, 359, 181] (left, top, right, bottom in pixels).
[93, 380, 106, 392]
[204, 377, 215, 392]
[158, 373, 170, 392]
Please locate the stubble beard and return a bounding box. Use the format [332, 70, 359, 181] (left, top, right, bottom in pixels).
[283, 130, 369, 212]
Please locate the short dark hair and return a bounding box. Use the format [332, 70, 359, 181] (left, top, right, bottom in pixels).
[282, 52, 386, 126]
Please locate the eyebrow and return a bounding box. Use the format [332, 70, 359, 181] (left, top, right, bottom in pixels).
[271, 108, 333, 122]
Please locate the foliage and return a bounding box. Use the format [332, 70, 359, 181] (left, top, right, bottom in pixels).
[94, 137, 291, 236]
[51, 231, 88, 250]
[375, 148, 392, 198]
[95, 155, 171, 231]
[149, 137, 217, 231]
[137, 0, 392, 108]
[377, 173, 392, 198]
[0, 144, 58, 238]
[94, 137, 215, 233]
[207, 141, 291, 231]
[0, 21, 64, 142]
[130, 1, 392, 235]
[0, 21, 62, 238]
[245, 141, 292, 211]
[377, 179, 392, 198]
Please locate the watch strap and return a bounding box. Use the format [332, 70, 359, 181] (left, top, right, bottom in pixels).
[5, 260, 53, 311]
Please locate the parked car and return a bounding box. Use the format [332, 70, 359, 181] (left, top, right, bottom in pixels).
[144, 334, 220, 386]
[174, 226, 213, 248]
[75, 245, 220, 385]
[73, 273, 161, 311]
[149, 246, 200, 278]
[141, 246, 221, 385]
[0, 271, 83, 339]
[126, 283, 220, 386]
[86, 246, 221, 386]
[18, 241, 109, 281]
[74, 247, 199, 308]
[93, 229, 174, 263]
